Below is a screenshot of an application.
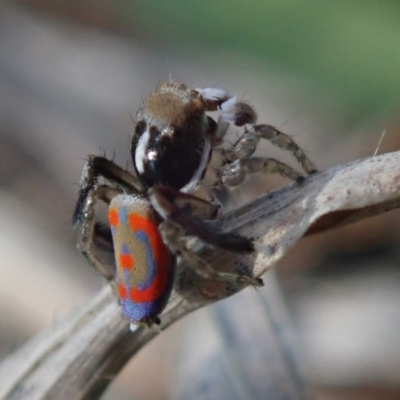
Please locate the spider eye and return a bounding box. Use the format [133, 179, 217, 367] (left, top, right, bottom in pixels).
[161, 126, 174, 137]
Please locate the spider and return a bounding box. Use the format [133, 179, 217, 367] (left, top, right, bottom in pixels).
[73, 82, 316, 327]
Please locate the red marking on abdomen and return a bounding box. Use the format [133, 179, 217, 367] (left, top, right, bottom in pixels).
[108, 208, 119, 227]
[119, 253, 134, 270]
[127, 213, 172, 303]
[118, 283, 127, 300]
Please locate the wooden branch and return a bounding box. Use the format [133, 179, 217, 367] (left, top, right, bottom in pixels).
[1, 151, 399, 399]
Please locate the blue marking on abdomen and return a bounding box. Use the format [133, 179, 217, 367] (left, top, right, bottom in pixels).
[121, 243, 130, 255]
[135, 230, 156, 290]
[120, 297, 166, 322]
[119, 207, 128, 224]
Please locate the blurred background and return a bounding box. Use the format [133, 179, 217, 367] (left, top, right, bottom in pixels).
[1, 1, 400, 399]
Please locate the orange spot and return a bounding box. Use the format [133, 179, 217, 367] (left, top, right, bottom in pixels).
[119, 253, 134, 270]
[108, 208, 119, 227]
[118, 283, 127, 300]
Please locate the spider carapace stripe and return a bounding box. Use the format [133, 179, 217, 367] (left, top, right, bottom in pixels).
[108, 194, 175, 323]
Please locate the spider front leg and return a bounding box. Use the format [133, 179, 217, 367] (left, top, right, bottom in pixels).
[149, 185, 263, 287]
[73, 155, 143, 226]
[75, 184, 121, 283]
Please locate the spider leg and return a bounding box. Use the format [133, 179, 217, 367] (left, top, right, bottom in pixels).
[149, 185, 220, 220]
[200, 93, 317, 174]
[159, 220, 262, 287]
[196, 93, 315, 197]
[93, 222, 113, 252]
[149, 185, 263, 287]
[73, 155, 143, 226]
[221, 156, 305, 188]
[228, 124, 317, 174]
[75, 184, 121, 283]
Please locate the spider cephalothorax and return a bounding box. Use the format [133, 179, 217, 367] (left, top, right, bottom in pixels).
[132, 83, 211, 191]
[73, 82, 316, 327]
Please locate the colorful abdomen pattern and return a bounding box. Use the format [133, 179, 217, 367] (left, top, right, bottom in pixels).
[108, 194, 175, 324]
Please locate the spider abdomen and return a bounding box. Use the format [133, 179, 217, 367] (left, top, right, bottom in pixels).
[108, 194, 175, 324]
